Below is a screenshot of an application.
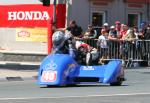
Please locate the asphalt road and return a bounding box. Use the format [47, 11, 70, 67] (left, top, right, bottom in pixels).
[0, 68, 150, 103]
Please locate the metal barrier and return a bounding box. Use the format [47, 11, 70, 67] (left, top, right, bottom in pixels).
[75, 38, 150, 67]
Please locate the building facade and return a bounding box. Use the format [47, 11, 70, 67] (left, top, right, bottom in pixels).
[62, 0, 150, 30]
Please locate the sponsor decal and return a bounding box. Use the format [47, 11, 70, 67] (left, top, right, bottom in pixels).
[63, 63, 76, 77]
[17, 30, 30, 37]
[43, 61, 57, 71]
[8, 11, 49, 21]
[16, 28, 47, 42]
[82, 66, 95, 70]
[68, 63, 76, 70]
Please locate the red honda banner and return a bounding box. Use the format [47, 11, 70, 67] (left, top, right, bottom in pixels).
[0, 4, 66, 28]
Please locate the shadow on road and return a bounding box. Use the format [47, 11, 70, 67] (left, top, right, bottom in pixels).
[40, 84, 129, 88]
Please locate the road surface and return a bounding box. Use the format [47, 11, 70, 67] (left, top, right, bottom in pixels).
[0, 68, 150, 103]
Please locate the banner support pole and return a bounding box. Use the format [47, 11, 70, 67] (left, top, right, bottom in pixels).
[47, 18, 53, 54]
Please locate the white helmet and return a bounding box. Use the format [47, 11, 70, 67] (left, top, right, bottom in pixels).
[52, 31, 65, 46]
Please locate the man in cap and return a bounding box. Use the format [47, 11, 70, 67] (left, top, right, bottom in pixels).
[108, 25, 119, 58]
[108, 25, 118, 40]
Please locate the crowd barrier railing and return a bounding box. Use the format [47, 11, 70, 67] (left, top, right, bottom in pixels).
[75, 38, 150, 67]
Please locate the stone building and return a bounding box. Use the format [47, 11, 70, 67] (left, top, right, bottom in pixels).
[62, 0, 150, 30]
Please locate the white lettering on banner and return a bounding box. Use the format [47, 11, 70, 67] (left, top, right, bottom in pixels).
[17, 11, 25, 20]
[33, 11, 42, 20]
[42, 11, 50, 20]
[8, 11, 49, 20]
[25, 11, 33, 20]
[8, 12, 17, 20]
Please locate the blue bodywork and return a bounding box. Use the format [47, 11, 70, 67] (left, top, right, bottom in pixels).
[38, 54, 122, 86]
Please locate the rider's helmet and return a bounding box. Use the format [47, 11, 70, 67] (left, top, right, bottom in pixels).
[52, 31, 65, 46]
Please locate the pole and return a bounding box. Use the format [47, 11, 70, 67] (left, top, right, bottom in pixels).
[147, 0, 150, 23]
[65, 0, 72, 27]
[53, 0, 57, 24]
[47, 18, 53, 54]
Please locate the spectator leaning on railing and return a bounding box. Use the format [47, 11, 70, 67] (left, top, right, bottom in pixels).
[108, 25, 118, 41]
[98, 28, 108, 49]
[115, 21, 121, 36]
[102, 23, 110, 34]
[139, 22, 147, 39]
[84, 25, 97, 39]
[144, 24, 150, 40]
[123, 28, 136, 42]
[108, 25, 120, 58]
[66, 20, 83, 38]
[133, 26, 140, 40]
[119, 24, 128, 40]
[142, 24, 150, 64]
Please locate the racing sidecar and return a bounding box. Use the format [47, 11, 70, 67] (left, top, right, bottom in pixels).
[38, 54, 124, 86]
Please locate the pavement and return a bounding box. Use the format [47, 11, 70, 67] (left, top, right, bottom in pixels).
[0, 50, 45, 82]
[0, 69, 38, 82]
[0, 61, 39, 82]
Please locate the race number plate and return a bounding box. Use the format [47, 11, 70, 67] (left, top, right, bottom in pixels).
[41, 70, 57, 82]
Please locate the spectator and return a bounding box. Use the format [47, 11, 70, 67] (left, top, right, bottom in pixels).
[97, 28, 109, 64]
[108, 25, 118, 41]
[140, 21, 147, 30]
[102, 23, 109, 33]
[108, 25, 119, 58]
[133, 26, 143, 59]
[84, 25, 97, 39]
[124, 28, 136, 42]
[144, 24, 150, 40]
[139, 22, 147, 39]
[133, 26, 139, 39]
[142, 24, 150, 63]
[119, 24, 128, 60]
[66, 20, 83, 38]
[115, 21, 121, 35]
[119, 24, 128, 39]
[98, 29, 108, 49]
[124, 28, 137, 59]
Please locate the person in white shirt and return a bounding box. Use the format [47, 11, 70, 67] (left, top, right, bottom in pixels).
[97, 28, 108, 64]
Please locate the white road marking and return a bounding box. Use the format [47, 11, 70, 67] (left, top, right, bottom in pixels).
[0, 92, 150, 100]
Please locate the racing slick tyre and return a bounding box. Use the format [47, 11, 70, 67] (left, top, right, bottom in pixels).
[110, 77, 123, 86]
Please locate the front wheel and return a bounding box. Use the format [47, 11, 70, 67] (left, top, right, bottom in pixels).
[110, 77, 123, 86]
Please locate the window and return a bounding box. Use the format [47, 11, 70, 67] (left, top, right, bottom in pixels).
[128, 13, 141, 27]
[92, 12, 106, 27]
